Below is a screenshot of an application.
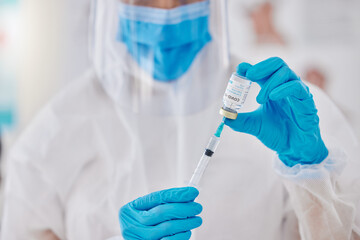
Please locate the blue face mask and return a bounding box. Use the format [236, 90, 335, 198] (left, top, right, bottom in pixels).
[117, 1, 212, 82]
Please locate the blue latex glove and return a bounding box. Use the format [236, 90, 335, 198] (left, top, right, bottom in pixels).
[119, 187, 203, 240]
[225, 57, 328, 167]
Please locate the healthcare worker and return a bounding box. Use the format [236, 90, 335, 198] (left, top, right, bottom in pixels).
[1, 0, 360, 239]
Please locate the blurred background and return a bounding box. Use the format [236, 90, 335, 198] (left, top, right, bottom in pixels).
[0, 0, 359, 205]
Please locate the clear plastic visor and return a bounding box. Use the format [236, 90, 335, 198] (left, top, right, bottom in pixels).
[90, 0, 231, 116]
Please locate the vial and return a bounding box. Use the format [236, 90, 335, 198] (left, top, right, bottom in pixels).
[219, 72, 252, 120]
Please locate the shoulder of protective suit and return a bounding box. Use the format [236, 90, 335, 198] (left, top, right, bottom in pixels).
[9, 69, 116, 169]
[15, 68, 116, 146]
[49, 69, 115, 117]
[3, 69, 117, 201]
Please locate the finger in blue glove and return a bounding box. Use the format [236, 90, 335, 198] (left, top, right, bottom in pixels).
[161, 231, 192, 240]
[119, 187, 203, 240]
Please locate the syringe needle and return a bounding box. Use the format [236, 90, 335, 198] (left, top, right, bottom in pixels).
[214, 117, 225, 137]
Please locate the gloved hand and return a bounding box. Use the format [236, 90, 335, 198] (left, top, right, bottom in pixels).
[225, 57, 328, 167]
[119, 187, 203, 240]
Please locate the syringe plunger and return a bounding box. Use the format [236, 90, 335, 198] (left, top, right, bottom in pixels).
[204, 135, 220, 156]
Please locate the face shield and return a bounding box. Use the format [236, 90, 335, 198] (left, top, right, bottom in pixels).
[90, 0, 230, 115]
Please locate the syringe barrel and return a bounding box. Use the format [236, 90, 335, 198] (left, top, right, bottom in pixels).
[188, 154, 211, 187]
[188, 135, 221, 187]
[205, 135, 220, 155]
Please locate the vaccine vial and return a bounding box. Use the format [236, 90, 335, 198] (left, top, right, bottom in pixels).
[219, 72, 252, 120]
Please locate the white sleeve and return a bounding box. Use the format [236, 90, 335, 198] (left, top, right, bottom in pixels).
[274, 147, 360, 239]
[1, 157, 65, 240]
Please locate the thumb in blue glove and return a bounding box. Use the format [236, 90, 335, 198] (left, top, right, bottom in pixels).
[119, 187, 203, 240]
[225, 57, 328, 167]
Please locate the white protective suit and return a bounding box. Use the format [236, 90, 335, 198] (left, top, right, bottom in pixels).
[1, 0, 360, 239]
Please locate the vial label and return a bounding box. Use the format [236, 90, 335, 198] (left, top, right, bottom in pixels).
[223, 73, 252, 111]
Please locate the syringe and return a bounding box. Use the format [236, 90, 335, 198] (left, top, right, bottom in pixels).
[188, 118, 225, 187]
[188, 72, 252, 187]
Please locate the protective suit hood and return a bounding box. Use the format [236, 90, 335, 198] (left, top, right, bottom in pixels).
[89, 0, 231, 115]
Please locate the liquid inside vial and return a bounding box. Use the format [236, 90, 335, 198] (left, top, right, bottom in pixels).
[223, 73, 252, 112]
